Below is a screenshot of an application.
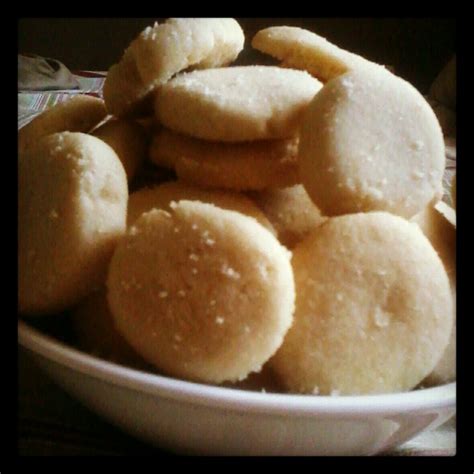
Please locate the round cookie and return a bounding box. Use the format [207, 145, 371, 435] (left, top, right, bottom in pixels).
[148, 127, 300, 190]
[72, 289, 147, 369]
[411, 201, 456, 385]
[249, 184, 327, 249]
[103, 18, 245, 117]
[270, 212, 453, 395]
[103, 47, 154, 118]
[154, 66, 322, 142]
[299, 67, 446, 218]
[107, 201, 295, 384]
[18, 132, 128, 315]
[18, 95, 107, 155]
[127, 181, 276, 235]
[92, 118, 148, 181]
[251, 26, 378, 83]
[411, 201, 456, 284]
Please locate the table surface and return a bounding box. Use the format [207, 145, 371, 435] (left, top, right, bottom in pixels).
[17, 71, 456, 457]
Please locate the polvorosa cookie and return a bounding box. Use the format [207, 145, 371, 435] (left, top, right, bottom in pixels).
[107, 201, 295, 384]
[155, 66, 322, 142]
[252, 26, 378, 82]
[18, 132, 128, 315]
[148, 127, 300, 190]
[18, 95, 107, 154]
[249, 185, 326, 248]
[298, 67, 445, 218]
[72, 289, 147, 368]
[270, 212, 453, 395]
[103, 18, 245, 117]
[127, 181, 275, 235]
[92, 118, 148, 181]
[412, 201, 456, 385]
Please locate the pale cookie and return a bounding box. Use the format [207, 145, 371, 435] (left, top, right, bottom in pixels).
[252, 26, 378, 82]
[18, 95, 107, 155]
[92, 118, 148, 181]
[103, 48, 154, 118]
[411, 201, 456, 284]
[72, 289, 148, 369]
[299, 67, 445, 218]
[412, 201, 456, 385]
[148, 127, 300, 190]
[103, 18, 245, 117]
[107, 201, 295, 384]
[270, 212, 453, 395]
[249, 184, 327, 249]
[18, 132, 128, 315]
[127, 181, 275, 235]
[155, 66, 322, 142]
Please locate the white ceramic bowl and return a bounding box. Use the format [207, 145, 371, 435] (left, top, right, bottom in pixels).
[18, 320, 456, 456]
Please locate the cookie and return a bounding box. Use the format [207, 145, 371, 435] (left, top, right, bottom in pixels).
[249, 184, 326, 249]
[299, 67, 445, 218]
[92, 118, 148, 181]
[103, 18, 245, 117]
[412, 201, 456, 385]
[411, 201, 456, 284]
[127, 181, 276, 235]
[103, 48, 153, 118]
[107, 201, 295, 384]
[18, 132, 128, 315]
[18, 95, 107, 155]
[270, 212, 453, 395]
[252, 26, 377, 82]
[154, 66, 322, 142]
[72, 289, 147, 369]
[148, 127, 300, 190]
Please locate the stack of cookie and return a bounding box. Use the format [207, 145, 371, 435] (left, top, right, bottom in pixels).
[18, 18, 456, 396]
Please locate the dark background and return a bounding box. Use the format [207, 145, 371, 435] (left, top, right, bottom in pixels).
[18, 18, 455, 93]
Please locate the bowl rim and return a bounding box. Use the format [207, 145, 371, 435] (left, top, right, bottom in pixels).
[18, 319, 456, 418]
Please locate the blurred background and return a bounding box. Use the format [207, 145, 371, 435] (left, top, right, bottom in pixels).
[18, 18, 455, 93]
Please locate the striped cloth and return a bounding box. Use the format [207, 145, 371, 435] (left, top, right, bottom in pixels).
[18, 71, 106, 129]
[17, 71, 456, 456]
